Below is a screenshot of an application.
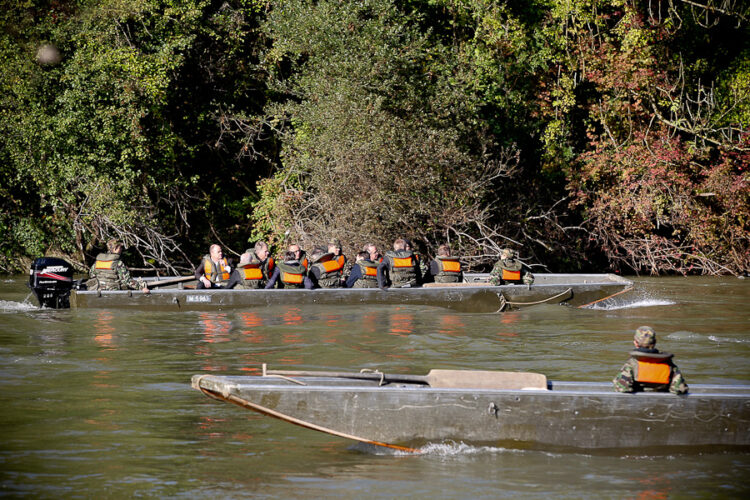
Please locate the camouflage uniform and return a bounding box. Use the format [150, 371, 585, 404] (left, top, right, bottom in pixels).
[612, 326, 688, 395]
[89, 252, 144, 291]
[489, 249, 534, 286]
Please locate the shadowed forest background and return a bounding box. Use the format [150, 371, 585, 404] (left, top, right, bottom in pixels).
[1, 0, 748, 275]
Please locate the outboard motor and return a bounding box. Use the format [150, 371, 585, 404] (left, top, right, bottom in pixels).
[29, 257, 76, 309]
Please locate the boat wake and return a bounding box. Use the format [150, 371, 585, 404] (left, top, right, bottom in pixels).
[586, 298, 675, 310]
[0, 299, 38, 313]
[708, 335, 750, 344]
[357, 441, 565, 457]
[416, 442, 522, 456]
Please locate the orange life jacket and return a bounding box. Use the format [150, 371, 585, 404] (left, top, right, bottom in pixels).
[239, 257, 274, 282]
[95, 259, 114, 270]
[434, 256, 462, 283]
[277, 261, 306, 288]
[363, 263, 378, 277]
[392, 256, 415, 269]
[635, 359, 672, 385]
[281, 270, 304, 285]
[320, 256, 344, 274]
[501, 268, 521, 282]
[203, 257, 230, 283]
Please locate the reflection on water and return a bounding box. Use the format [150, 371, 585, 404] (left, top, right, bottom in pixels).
[0, 276, 748, 497]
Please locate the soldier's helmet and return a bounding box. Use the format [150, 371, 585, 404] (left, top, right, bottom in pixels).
[634, 326, 656, 348]
[107, 239, 123, 253]
[500, 248, 515, 259]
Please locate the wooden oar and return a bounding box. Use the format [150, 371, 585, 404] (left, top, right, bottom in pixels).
[144, 276, 196, 289]
[263, 365, 547, 390]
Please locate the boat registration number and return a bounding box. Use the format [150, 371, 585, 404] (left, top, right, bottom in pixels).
[186, 295, 212, 303]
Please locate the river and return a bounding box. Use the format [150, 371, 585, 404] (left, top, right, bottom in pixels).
[1, 276, 748, 497]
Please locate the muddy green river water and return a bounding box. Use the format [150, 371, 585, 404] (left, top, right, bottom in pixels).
[1, 276, 748, 498]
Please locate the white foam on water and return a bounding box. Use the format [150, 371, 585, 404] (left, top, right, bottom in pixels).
[586, 298, 675, 310]
[0, 299, 37, 312]
[708, 335, 750, 344]
[665, 330, 704, 341]
[391, 441, 564, 458]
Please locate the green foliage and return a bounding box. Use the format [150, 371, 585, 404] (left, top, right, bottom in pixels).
[0, 0, 746, 274]
[255, 0, 520, 256]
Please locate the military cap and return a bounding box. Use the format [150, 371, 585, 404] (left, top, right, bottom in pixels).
[107, 239, 124, 253]
[328, 238, 341, 248]
[634, 326, 656, 348]
[500, 248, 515, 259]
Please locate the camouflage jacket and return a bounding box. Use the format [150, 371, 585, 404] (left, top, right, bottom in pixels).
[89, 253, 144, 291]
[612, 352, 688, 395]
[489, 258, 534, 286]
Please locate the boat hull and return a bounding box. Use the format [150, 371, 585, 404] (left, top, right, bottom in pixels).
[192, 375, 750, 452]
[70, 273, 632, 312]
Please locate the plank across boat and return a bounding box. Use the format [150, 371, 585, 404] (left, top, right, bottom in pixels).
[68, 273, 632, 312]
[192, 373, 750, 453]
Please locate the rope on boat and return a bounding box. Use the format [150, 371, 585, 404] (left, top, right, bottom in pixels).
[264, 374, 308, 385]
[359, 369, 386, 386]
[577, 286, 634, 309]
[506, 288, 572, 306]
[261, 363, 308, 385]
[196, 383, 420, 454]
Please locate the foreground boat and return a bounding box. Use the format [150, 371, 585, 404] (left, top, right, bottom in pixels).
[192, 369, 750, 453]
[28, 256, 633, 312]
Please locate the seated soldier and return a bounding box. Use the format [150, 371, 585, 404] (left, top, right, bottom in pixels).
[427, 244, 463, 284]
[346, 251, 379, 288]
[489, 248, 534, 285]
[377, 238, 421, 289]
[194, 244, 239, 289]
[613, 326, 688, 394]
[89, 239, 149, 293]
[236, 241, 274, 289]
[287, 243, 309, 271]
[264, 251, 313, 289]
[308, 246, 345, 288]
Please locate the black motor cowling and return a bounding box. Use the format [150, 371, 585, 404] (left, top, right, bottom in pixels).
[29, 257, 76, 308]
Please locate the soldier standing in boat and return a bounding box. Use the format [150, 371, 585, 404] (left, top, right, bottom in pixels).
[194, 244, 238, 289]
[89, 239, 149, 292]
[377, 238, 421, 289]
[346, 251, 380, 288]
[426, 245, 463, 284]
[489, 248, 534, 285]
[613, 326, 688, 394]
[235, 241, 275, 289]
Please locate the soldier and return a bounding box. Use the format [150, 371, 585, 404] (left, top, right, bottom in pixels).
[287, 243, 309, 271]
[377, 238, 421, 289]
[194, 244, 238, 289]
[89, 239, 149, 293]
[235, 241, 275, 289]
[489, 248, 534, 285]
[427, 245, 463, 284]
[346, 251, 379, 288]
[308, 245, 345, 288]
[264, 251, 313, 289]
[613, 326, 688, 395]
